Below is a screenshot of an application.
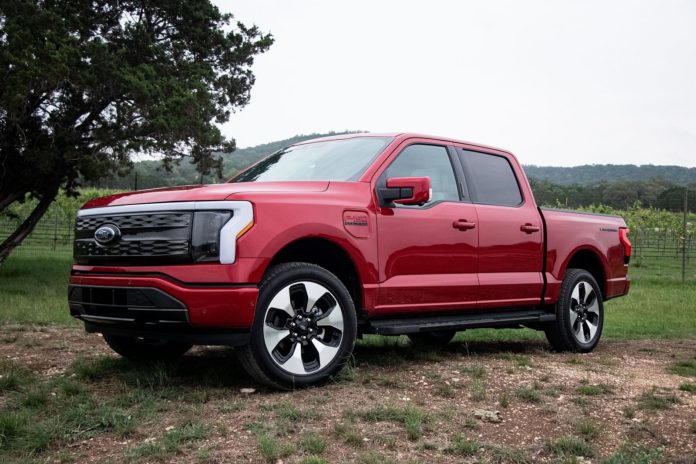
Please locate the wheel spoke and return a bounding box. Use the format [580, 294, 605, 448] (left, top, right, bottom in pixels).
[583, 286, 596, 307]
[574, 321, 585, 342]
[311, 338, 340, 369]
[263, 325, 290, 354]
[586, 298, 600, 317]
[268, 286, 294, 317]
[280, 342, 306, 375]
[585, 320, 598, 341]
[570, 284, 580, 308]
[316, 304, 344, 332]
[303, 282, 329, 313]
[578, 282, 586, 304]
[569, 308, 578, 327]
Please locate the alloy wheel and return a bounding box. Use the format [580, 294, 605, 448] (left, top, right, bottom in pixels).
[262, 281, 344, 375]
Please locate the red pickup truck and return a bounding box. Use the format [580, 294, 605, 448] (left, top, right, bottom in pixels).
[69, 133, 631, 388]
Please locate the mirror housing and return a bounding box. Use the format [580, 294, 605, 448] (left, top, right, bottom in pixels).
[379, 177, 431, 206]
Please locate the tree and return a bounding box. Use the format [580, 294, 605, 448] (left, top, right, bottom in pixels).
[0, 0, 272, 262]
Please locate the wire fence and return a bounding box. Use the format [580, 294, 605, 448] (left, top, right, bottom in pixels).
[1, 214, 693, 281]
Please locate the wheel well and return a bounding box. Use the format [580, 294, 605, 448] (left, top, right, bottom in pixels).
[566, 250, 606, 298]
[266, 238, 362, 310]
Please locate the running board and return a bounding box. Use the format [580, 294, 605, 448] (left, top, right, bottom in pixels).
[367, 309, 555, 335]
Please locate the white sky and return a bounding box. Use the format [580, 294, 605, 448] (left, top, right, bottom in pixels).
[216, 0, 696, 167]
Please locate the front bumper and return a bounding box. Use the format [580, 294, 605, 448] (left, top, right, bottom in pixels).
[68, 273, 259, 345]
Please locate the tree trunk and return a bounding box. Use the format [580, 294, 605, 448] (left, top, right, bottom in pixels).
[0, 191, 23, 213]
[0, 186, 60, 264]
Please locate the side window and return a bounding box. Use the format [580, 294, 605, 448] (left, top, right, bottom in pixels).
[385, 144, 459, 204]
[461, 150, 522, 206]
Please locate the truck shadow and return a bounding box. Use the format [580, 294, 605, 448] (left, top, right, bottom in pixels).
[72, 337, 551, 390]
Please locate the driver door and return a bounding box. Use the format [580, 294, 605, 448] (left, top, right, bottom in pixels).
[374, 143, 479, 315]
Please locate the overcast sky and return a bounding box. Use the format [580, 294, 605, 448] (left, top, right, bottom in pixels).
[216, 1, 696, 167]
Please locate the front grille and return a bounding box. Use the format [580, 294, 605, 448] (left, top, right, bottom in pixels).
[74, 212, 193, 265]
[68, 285, 188, 325]
[76, 213, 192, 231]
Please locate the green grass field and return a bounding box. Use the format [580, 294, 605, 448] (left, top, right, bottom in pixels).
[0, 246, 694, 340]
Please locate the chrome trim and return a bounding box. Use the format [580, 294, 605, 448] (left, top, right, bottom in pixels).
[76, 201, 254, 264]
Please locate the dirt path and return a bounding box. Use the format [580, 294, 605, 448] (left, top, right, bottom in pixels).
[1, 327, 694, 463]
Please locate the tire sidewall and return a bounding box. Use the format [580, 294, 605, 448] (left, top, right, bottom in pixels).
[249, 264, 357, 387]
[559, 270, 604, 351]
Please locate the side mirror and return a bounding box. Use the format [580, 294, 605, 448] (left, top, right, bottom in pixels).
[379, 177, 431, 206]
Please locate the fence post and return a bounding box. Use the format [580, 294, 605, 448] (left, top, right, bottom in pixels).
[52, 214, 58, 252]
[683, 188, 688, 283]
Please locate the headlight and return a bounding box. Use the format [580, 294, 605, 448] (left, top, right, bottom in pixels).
[191, 211, 232, 262]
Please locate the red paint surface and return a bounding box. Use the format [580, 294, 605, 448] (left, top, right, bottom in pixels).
[73, 133, 630, 329]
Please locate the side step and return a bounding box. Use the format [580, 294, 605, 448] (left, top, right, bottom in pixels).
[367, 309, 555, 335]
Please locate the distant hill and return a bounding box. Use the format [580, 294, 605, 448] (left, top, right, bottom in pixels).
[524, 164, 696, 186]
[93, 133, 696, 190]
[95, 132, 357, 190]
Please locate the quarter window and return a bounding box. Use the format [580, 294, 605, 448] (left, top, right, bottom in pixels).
[385, 144, 459, 204]
[461, 150, 522, 206]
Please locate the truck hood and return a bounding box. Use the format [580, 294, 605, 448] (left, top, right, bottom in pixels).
[81, 181, 330, 209]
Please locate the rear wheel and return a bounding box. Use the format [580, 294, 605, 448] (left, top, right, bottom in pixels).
[408, 331, 456, 348]
[239, 262, 357, 389]
[103, 335, 192, 361]
[545, 268, 604, 352]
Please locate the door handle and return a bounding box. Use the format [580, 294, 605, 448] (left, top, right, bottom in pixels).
[520, 223, 540, 234]
[453, 219, 476, 231]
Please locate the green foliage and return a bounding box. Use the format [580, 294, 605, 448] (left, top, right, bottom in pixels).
[637, 388, 681, 410]
[445, 434, 479, 456]
[352, 405, 424, 441]
[545, 435, 594, 457]
[577, 381, 614, 396]
[300, 431, 327, 455]
[94, 131, 360, 189]
[678, 383, 696, 394]
[669, 358, 696, 377]
[0, 0, 272, 260]
[515, 387, 542, 403]
[603, 443, 663, 464]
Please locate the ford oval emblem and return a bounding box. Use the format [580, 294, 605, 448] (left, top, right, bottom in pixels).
[94, 224, 121, 245]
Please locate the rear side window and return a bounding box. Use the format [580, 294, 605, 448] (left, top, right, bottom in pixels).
[461, 150, 522, 206]
[385, 144, 459, 204]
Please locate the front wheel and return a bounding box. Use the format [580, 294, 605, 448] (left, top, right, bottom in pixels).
[545, 268, 604, 352]
[238, 263, 357, 389]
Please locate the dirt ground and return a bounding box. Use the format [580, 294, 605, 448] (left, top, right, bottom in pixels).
[1, 327, 695, 463]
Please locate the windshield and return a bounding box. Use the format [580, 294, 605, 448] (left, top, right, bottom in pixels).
[230, 136, 393, 183]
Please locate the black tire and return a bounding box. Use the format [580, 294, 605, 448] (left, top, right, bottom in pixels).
[103, 334, 192, 361]
[238, 262, 358, 389]
[408, 331, 456, 348]
[545, 268, 604, 352]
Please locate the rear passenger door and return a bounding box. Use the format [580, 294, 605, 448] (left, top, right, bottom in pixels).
[457, 148, 544, 308]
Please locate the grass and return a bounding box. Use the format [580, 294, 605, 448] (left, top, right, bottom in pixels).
[545, 435, 594, 457]
[669, 358, 696, 377]
[678, 383, 696, 394]
[603, 443, 663, 464]
[515, 387, 542, 404]
[351, 405, 424, 441]
[1, 249, 695, 343]
[334, 421, 363, 447]
[256, 432, 296, 462]
[469, 378, 486, 401]
[300, 431, 327, 455]
[444, 434, 479, 456]
[637, 388, 681, 411]
[0, 250, 77, 326]
[573, 418, 600, 440]
[577, 381, 614, 396]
